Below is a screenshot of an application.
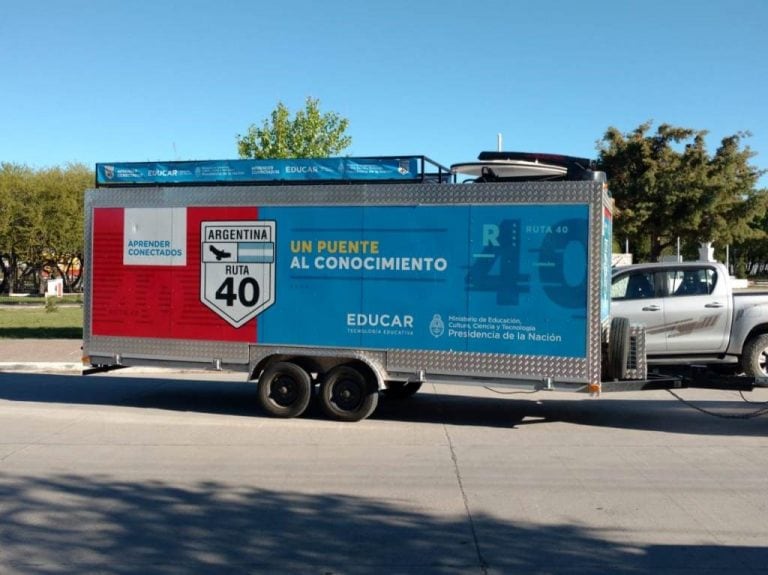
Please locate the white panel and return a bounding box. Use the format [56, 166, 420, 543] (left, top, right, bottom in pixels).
[123, 207, 187, 266]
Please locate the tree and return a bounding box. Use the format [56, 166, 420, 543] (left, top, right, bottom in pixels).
[0, 163, 35, 293]
[33, 164, 91, 292]
[597, 122, 768, 262]
[0, 163, 90, 293]
[237, 97, 352, 159]
[735, 208, 768, 275]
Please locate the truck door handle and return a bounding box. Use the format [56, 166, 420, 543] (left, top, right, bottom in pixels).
[641, 305, 661, 311]
[705, 302, 724, 308]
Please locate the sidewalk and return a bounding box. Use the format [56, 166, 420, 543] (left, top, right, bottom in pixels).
[0, 339, 211, 375]
[0, 339, 83, 373]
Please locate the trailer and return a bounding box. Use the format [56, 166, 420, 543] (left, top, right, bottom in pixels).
[83, 153, 656, 421]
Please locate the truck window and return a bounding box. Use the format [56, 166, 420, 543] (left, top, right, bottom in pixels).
[612, 271, 656, 300]
[669, 268, 716, 296]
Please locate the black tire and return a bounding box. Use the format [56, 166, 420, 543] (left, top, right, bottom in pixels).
[319, 365, 379, 422]
[257, 361, 312, 418]
[382, 381, 423, 400]
[742, 333, 768, 377]
[608, 317, 630, 380]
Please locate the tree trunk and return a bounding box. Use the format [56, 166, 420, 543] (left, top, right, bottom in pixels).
[650, 236, 664, 263]
[9, 253, 18, 294]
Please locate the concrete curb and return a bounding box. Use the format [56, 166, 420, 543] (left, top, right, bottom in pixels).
[0, 363, 226, 376]
[0, 362, 82, 374]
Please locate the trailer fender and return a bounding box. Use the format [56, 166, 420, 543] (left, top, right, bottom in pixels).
[251, 353, 386, 390]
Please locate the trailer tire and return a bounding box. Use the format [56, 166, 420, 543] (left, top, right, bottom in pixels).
[257, 362, 312, 418]
[320, 365, 378, 421]
[382, 381, 423, 399]
[742, 333, 768, 377]
[608, 317, 630, 380]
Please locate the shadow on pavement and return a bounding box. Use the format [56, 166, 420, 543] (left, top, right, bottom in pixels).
[375, 389, 768, 436]
[0, 327, 82, 339]
[0, 472, 765, 574]
[1, 372, 766, 436]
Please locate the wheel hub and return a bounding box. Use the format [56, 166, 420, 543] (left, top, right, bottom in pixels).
[272, 376, 298, 406]
[333, 380, 362, 409]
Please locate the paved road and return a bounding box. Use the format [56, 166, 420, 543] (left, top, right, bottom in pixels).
[1, 370, 767, 574]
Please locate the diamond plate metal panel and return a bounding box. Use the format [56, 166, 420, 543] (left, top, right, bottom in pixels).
[86, 335, 249, 365]
[386, 349, 589, 381]
[626, 324, 648, 380]
[584, 192, 610, 383]
[85, 181, 602, 209]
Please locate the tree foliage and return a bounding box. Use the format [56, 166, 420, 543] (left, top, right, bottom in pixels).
[597, 122, 768, 262]
[236, 97, 352, 159]
[0, 163, 90, 293]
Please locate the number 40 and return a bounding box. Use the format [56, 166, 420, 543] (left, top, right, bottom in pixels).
[215, 277, 260, 307]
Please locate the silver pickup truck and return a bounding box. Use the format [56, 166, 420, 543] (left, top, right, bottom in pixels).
[611, 261, 768, 377]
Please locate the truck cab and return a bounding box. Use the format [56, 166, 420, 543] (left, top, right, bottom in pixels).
[610, 260, 768, 379]
[611, 262, 732, 357]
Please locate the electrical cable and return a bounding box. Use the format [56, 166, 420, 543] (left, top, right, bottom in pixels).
[666, 389, 768, 419]
[739, 390, 768, 404]
[483, 387, 541, 395]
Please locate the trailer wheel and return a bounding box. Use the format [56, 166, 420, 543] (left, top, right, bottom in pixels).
[257, 362, 312, 418]
[742, 333, 768, 377]
[608, 317, 630, 380]
[382, 381, 422, 399]
[320, 365, 378, 421]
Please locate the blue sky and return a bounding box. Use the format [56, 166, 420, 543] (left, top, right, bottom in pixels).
[1, 0, 766, 183]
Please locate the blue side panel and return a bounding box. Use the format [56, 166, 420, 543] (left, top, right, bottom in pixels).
[257, 204, 590, 359]
[600, 207, 612, 322]
[96, 157, 421, 185]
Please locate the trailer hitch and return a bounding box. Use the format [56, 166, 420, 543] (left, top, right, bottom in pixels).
[681, 365, 761, 392]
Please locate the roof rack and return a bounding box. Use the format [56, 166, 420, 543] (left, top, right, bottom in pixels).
[452, 151, 604, 183]
[95, 156, 453, 187]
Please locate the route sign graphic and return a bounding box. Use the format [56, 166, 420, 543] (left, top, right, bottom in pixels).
[200, 220, 276, 327]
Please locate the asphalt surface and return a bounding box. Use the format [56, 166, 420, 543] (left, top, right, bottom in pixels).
[1, 340, 767, 574]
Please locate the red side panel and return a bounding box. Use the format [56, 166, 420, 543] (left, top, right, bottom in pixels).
[90, 206, 258, 342]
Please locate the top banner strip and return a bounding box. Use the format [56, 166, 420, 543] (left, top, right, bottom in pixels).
[96, 157, 423, 186]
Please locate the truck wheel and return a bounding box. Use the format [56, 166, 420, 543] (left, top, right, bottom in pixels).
[320, 365, 379, 421]
[257, 362, 312, 418]
[608, 317, 630, 380]
[742, 334, 768, 377]
[382, 381, 422, 399]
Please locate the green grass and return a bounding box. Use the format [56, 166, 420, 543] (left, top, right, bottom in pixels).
[0, 305, 83, 339]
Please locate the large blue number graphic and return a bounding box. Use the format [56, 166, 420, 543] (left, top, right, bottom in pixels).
[466, 219, 529, 305]
[538, 218, 587, 309]
[467, 217, 587, 308]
